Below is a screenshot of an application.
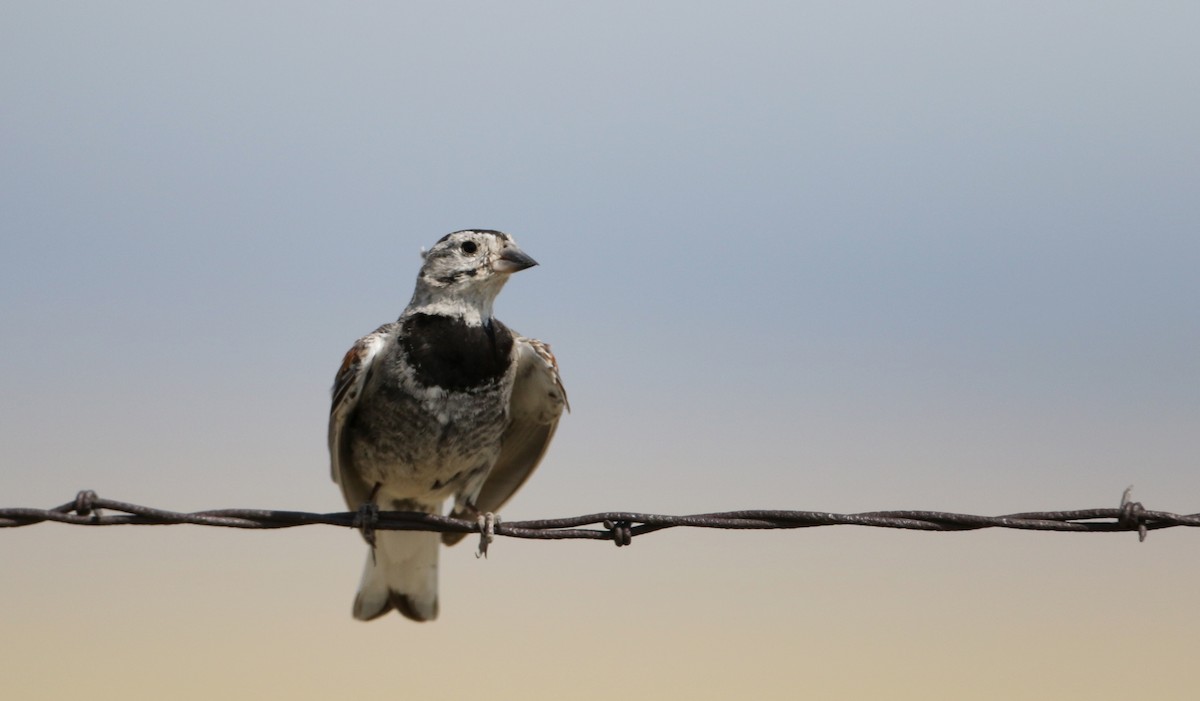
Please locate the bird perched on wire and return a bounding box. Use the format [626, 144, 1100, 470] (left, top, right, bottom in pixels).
[328, 230, 567, 622]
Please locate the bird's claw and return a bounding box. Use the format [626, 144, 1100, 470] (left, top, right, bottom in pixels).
[476, 512, 499, 558]
[354, 502, 381, 553]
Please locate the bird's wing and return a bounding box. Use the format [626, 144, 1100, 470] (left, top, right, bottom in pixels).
[443, 335, 568, 545]
[328, 324, 392, 484]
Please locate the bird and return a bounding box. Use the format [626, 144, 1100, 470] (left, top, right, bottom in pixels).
[327, 229, 567, 622]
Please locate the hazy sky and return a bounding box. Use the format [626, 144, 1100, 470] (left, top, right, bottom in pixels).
[3, 3, 1198, 699]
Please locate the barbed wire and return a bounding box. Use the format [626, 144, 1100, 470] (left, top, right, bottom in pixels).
[2, 488, 1197, 548]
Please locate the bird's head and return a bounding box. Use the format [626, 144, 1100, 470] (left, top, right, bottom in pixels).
[408, 229, 538, 325]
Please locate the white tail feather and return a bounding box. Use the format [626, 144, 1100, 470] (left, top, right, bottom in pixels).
[352, 530, 440, 621]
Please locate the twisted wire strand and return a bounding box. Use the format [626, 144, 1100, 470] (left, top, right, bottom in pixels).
[2, 489, 1196, 545]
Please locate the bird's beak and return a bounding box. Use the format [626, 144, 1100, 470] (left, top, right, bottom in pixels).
[492, 245, 538, 273]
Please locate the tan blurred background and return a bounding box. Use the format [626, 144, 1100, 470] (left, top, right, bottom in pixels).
[3, 2, 1198, 699]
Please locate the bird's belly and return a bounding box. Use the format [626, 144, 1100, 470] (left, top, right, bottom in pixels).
[349, 383, 510, 503]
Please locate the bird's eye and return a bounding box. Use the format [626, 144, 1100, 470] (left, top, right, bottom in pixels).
[461, 241, 478, 255]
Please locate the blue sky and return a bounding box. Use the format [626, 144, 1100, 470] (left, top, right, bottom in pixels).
[2, 3, 1198, 699]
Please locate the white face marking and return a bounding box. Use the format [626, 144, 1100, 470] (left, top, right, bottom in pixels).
[405, 230, 525, 326]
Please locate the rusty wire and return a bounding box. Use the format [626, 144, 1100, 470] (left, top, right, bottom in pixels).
[2, 488, 1197, 545]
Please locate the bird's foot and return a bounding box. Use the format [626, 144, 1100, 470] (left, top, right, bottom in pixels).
[353, 501, 381, 555]
[476, 512, 500, 559]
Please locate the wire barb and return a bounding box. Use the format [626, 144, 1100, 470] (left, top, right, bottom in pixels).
[1119, 486, 1149, 542]
[603, 519, 633, 547]
[73, 490, 99, 518]
[3, 489, 1198, 544]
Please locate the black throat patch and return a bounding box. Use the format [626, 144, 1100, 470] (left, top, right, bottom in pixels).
[398, 313, 515, 390]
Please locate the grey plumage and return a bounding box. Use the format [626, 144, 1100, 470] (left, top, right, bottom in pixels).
[328, 230, 567, 621]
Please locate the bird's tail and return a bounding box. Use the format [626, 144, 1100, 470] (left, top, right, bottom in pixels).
[352, 529, 440, 622]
